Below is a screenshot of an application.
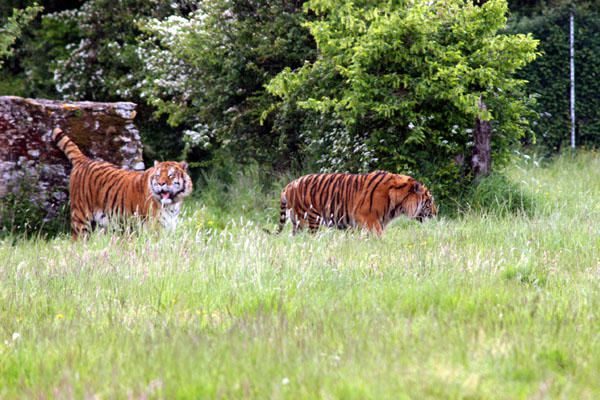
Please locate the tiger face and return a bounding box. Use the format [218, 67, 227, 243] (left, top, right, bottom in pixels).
[150, 161, 193, 206]
[387, 177, 437, 222]
[415, 189, 437, 222]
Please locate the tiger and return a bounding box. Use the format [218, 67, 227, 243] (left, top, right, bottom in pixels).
[52, 127, 193, 239]
[276, 171, 437, 235]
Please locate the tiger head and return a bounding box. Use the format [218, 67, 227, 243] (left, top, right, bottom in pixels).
[149, 161, 193, 206]
[388, 176, 437, 222]
[415, 187, 437, 222]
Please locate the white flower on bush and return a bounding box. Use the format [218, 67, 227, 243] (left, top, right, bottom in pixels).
[183, 123, 212, 149]
[135, 11, 207, 105]
[305, 123, 374, 173]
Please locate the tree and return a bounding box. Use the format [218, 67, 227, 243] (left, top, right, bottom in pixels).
[0, 4, 41, 68]
[29, 0, 198, 161]
[267, 0, 539, 200]
[6, 0, 316, 166]
[136, 0, 316, 169]
[44, 0, 194, 101]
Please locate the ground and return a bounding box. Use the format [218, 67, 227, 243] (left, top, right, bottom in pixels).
[1, 153, 599, 398]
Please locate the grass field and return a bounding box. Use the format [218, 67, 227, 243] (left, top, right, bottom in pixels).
[1, 153, 600, 399]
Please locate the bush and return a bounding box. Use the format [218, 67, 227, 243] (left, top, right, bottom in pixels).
[195, 163, 289, 227]
[135, 0, 316, 170]
[0, 180, 69, 239]
[462, 172, 537, 216]
[267, 0, 539, 205]
[0, 3, 42, 68]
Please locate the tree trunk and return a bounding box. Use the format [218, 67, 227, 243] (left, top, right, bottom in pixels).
[471, 97, 492, 178]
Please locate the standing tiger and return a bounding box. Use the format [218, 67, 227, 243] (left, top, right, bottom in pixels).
[52, 128, 192, 239]
[277, 171, 437, 235]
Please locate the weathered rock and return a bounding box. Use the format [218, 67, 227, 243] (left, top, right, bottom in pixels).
[0, 96, 144, 225]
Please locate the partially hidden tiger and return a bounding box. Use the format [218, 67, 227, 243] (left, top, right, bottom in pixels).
[52, 127, 193, 239]
[276, 171, 437, 235]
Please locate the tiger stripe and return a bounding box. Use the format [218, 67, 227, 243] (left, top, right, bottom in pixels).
[52, 128, 192, 239]
[277, 171, 437, 235]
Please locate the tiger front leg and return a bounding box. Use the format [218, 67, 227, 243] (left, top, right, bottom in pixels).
[290, 218, 310, 235]
[355, 213, 384, 236]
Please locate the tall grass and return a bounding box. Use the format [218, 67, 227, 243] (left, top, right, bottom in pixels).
[1, 152, 600, 398]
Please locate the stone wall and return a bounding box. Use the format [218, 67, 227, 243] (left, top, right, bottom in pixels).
[0, 96, 144, 224]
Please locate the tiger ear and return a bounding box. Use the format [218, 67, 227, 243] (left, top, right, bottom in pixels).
[154, 160, 159, 168]
[412, 181, 424, 195]
[179, 161, 189, 171]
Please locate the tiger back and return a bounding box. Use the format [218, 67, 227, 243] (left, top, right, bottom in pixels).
[277, 171, 436, 235]
[52, 128, 193, 239]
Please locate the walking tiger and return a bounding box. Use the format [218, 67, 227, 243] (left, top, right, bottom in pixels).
[276, 171, 436, 235]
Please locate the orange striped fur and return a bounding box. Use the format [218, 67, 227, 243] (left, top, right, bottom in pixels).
[277, 171, 436, 235]
[52, 128, 192, 239]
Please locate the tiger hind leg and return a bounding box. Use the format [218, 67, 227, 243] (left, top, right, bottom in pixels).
[291, 214, 302, 235]
[70, 209, 107, 240]
[291, 211, 311, 235]
[276, 195, 289, 234]
[297, 212, 321, 234]
[70, 214, 91, 240]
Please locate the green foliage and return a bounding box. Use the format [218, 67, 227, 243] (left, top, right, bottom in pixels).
[136, 0, 316, 169]
[135, 104, 187, 166]
[14, 6, 80, 98]
[18, 1, 195, 160]
[0, 177, 69, 239]
[268, 0, 539, 202]
[510, 5, 600, 152]
[0, 68, 26, 95]
[46, 0, 188, 101]
[190, 160, 298, 231]
[1, 0, 597, 198]
[0, 3, 41, 68]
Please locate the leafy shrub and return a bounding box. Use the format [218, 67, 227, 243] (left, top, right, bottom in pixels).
[195, 163, 287, 227]
[135, 0, 316, 170]
[0, 3, 42, 67]
[0, 179, 69, 239]
[267, 0, 539, 204]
